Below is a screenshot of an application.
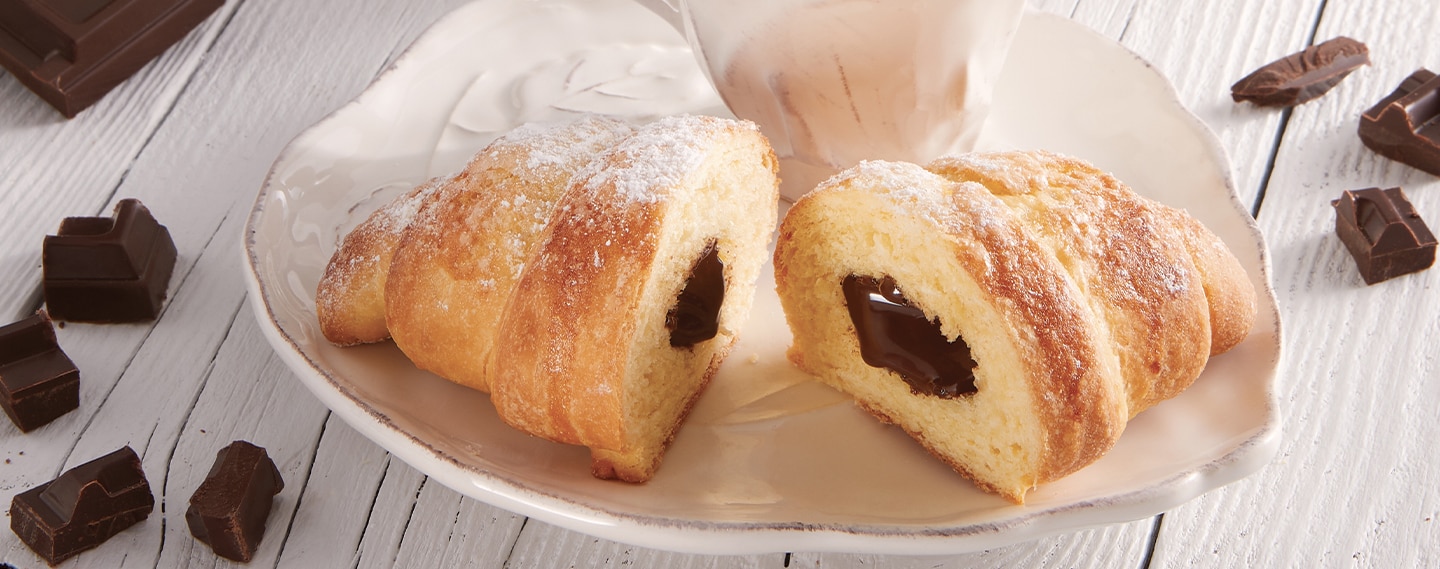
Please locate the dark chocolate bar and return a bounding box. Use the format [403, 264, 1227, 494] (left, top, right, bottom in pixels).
[186, 440, 285, 562]
[9, 446, 154, 565]
[0, 0, 224, 117]
[0, 311, 79, 432]
[43, 198, 177, 323]
[1359, 68, 1440, 176]
[1232, 36, 1369, 107]
[1333, 187, 1437, 285]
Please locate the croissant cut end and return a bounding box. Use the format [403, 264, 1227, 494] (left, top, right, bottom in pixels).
[775, 152, 1256, 504]
[490, 116, 781, 483]
[776, 160, 1130, 504]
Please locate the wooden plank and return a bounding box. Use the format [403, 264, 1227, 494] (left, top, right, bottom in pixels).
[1072, 0, 1141, 38]
[1118, 0, 1324, 209]
[0, 1, 244, 322]
[1, 0, 473, 565]
[794, 519, 1156, 569]
[150, 298, 330, 568]
[382, 479, 527, 569]
[0, 205, 251, 567]
[1150, 0, 1440, 566]
[277, 414, 406, 568]
[353, 455, 430, 568]
[504, 522, 783, 569]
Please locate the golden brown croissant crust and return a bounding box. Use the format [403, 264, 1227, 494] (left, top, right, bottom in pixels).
[317, 115, 780, 483]
[774, 151, 1256, 503]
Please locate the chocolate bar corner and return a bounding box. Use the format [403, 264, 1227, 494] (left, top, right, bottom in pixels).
[0, 0, 226, 117]
[8, 446, 154, 565]
[43, 198, 178, 323]
[1332, 187, 1437, 285]
[1358, 68, 1440, 176]
[186, 440, 285, 562]
[0, 310, 79, 432]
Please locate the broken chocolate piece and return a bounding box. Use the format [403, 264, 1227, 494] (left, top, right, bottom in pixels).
[1333, 187, 1437, 284]
[43, 198, 178, 323]
[1232, 36, 1369, 107]
[1359, 68, 1440, 176]
[0, 311, 79, 432]
[0, 0, 225, 117]
[9, 446, 154, 565]
[186, 440, 284, 562]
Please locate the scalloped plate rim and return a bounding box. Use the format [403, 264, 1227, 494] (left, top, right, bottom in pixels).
[241, 1, 1282, 556]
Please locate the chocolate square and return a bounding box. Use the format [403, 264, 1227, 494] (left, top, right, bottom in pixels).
[1358, 69, 1440, 176]
[186, 440, 285, 562]
[0, 0, 225, 117]
[43, 198, 178, 323]
[1333, 187, 1437, 284]
[9, 446, 154, 565]
[0, 311, 79, 432]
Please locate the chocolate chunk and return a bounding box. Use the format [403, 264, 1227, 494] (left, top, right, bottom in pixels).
[0, 311, 79, 432]
[842, 275, 978, 398]
[186, 441, 284, 562]
[1359, 68, 1440, 176]
[1333, 187, 1437, 284]
[0, 0, 225, 117]
[9, 446, 154, 565]
[43, 198, 178, 323]
[1232, 37, 1369, 107]
[666, 241, 725, 348]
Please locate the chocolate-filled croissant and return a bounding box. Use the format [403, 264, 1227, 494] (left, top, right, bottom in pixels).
[773, 151, 1255, 503]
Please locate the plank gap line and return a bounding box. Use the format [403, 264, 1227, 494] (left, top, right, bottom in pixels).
[373, 475, 432, 568]
[52, 301, 177, 480]
[1115, 0, 1140, 43]
[351, 454, 395, 568]
[1140, 513, 1164, 568]
[270, 410, 334, 569]
[1251, 105, 1294, 219]
[93, 0, 251, 220]
[1249, 0, 1330, 219]
[499, 517, 531, 569]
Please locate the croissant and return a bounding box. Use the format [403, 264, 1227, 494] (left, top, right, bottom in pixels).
[489, 115, 780, 482]
[315, 115, 633, 350]
[315, 176, 446, 346]
[317, 115, 780, 482]
[773, 151, 1256, 503]
[385, 116, 635, 392]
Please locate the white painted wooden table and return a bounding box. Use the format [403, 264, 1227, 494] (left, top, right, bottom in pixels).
[2, 0, 1438, 567]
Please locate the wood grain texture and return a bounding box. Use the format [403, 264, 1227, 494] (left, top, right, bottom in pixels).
[0, 1, 244, 323]
[0, 0, 472, 565]
[792, 519, 1156, 569]
[152, 299, 330, 568]
[1150, 0, 1440, 566]
[3, 0, 1437, 566]
[1113, 0, 1322, 211]
[504, 522, 781, 569]
[277, 414, 404, 568]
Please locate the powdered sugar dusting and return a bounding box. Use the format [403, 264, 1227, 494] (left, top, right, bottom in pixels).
[496, 115, 635, 172]
[821, 160, 958, 228]
[579, 115, 752, 203]
[374, 176, 448, 237]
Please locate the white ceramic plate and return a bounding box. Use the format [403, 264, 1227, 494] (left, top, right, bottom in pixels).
[243, 0, 1282, 555]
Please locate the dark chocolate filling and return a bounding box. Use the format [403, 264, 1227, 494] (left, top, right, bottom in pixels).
[666, 241, 725, 348]
[842, 275, 978, 398]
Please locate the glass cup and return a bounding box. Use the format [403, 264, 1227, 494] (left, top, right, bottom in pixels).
[636, 0, 1026, 198]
